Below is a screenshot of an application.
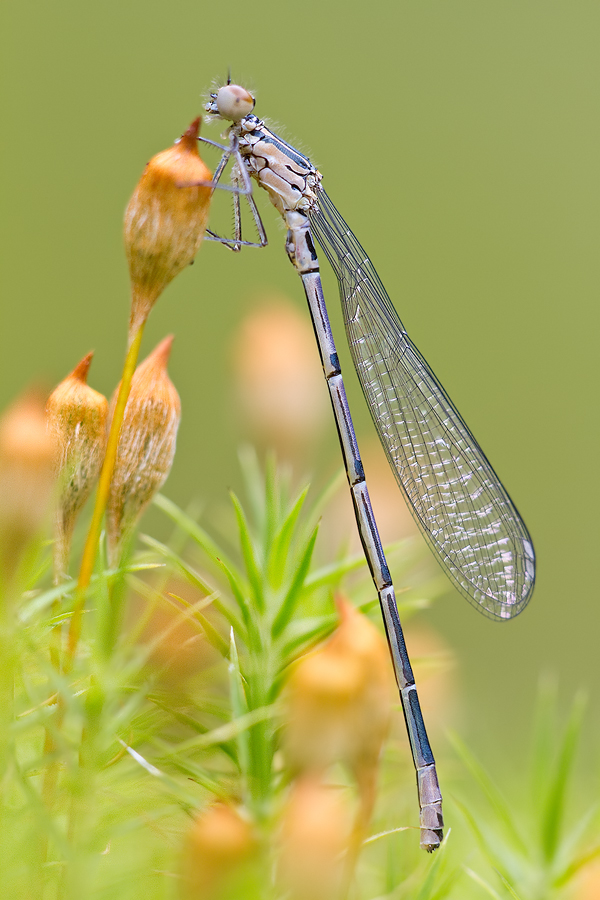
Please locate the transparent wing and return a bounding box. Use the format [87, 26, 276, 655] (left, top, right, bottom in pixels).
[308, 188, 535, 619]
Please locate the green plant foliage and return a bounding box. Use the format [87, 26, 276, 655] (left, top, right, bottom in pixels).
[450, 681, 600, 900]
[1, 452, 598, 899]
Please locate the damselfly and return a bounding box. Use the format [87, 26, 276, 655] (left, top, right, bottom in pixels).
[203, 82, 536, 851]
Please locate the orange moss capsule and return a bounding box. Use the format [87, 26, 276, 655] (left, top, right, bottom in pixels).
[284, 597, 392, 836]
[285, 598, 392, 775]
[231, 298, 328, 458]
[278, 776, 350, 900]
[46, 353, 108, 580]
[0, 392, 59, 584]
[106, 336, 181, 566]
[181, 803, 257, 900]
[124, 118, 213, 341]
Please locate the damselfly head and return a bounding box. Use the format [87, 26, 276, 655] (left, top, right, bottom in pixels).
[211, 84, 255, 121]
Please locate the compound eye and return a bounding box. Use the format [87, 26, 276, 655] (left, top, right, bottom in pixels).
[216, 84, 255, 121]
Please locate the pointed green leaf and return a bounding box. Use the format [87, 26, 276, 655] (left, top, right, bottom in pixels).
[463, 867, 504, 899]
[267, 485, 309, 589]
[451, 795, 506, 874]
[541, 691, 586, 861]
[230, 491, 265, 612]
[305, 467, 346, 526]
[140, 534, 214, 594]
[153, 493, 241, 579]
[305, 550, 369, 590]
[158, 705, 277, 756]
[19, 579, 76, 622]
[280, 613, 338, 659]
[449, 731, 528, 854]
[531, 676, 559, 806]
[138, 535, 247, 637]
[271, 523, 319, 638]
[216, 556, 255, 635]
[238, 444, 265, 530]
[229, 628, 250, 782]
[263, 451, 278, 550]
[150, 739, 228, 797]
[167, 592, 230, 659]
[495, 870, 524, 900]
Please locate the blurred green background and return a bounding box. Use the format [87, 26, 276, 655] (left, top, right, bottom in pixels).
[3, 0, 598, 770]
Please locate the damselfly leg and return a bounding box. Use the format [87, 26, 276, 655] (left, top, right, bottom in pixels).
[199, 132, 267, 250]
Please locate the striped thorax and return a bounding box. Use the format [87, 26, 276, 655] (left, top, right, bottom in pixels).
[207, 87, 321, 217]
